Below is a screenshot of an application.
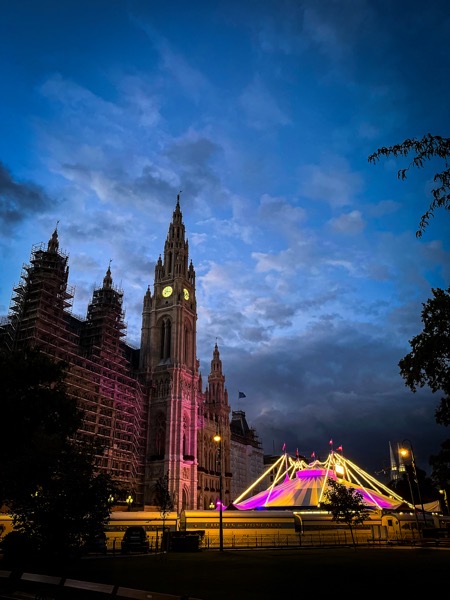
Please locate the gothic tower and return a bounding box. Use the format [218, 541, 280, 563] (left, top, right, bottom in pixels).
[140, 194, 200, 511]
[5, 226, 73, 354]
[1, 228, 147, 504]
[0, 203, 264, 512]
[199, 342, 231, 510]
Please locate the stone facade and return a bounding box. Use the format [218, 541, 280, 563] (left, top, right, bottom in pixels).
[0, 196, 264, 511]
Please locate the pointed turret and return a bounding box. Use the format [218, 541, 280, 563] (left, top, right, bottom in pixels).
[155, 255, 164, 282]
[80, 262, 126, 358]
[206, 342, 228, 407]
[139, 286, 152, 370]
[47, 226, 59, 253]
[7, 225, 71, 351]
[103, 263, 113, 289]
[163, 193, 189, 279]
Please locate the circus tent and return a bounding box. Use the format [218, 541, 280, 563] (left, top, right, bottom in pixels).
[232, 450, 412, 511]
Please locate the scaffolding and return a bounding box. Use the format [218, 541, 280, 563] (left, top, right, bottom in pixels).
[1, 231, 148, 504]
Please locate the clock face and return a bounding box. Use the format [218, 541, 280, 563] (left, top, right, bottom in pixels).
[162, 285, 173, 298]
[183, 288, 190, 300]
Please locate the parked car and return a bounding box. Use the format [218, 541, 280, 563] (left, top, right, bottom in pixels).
[121, 526, 149, 554]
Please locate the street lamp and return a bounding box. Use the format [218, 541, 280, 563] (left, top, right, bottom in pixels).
[126, 494, 134, 512]
[400, 440, 427, 528]
[213, 433, 224, 551]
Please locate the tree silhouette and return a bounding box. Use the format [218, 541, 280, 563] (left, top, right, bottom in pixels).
[153, 472, 174, 552]
[322, 479, 370, 550]
[0, 347, 121, 563]
[368, 133, 450, 237]
[399, 286, 450, 427]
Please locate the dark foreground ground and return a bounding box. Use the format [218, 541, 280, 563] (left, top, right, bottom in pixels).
[2, 546, 450, 600]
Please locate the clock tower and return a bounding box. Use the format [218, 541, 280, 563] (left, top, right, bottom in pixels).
[140, 194, 200, 511]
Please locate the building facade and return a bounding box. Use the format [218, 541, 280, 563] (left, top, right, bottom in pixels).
[0, 196, 264, 512]
[230, 411, 264, 501]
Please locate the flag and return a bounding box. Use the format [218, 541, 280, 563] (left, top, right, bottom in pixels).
[238, 391, 246, 399]
[337, 445, 343, 451]
[282, 443, 286, 452]
[296, 448, 299, 458]
[311, 451, 315, 458]
[329, 439, 333, 445]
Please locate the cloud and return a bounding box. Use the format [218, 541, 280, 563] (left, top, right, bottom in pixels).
[217, 315, 442, 473]
[297, 157, 363, 207]
[328, 210, 365, 234]
[1, 0, 448, 478]
[0, 162, 53, 233]
[239, 76, 291, 130]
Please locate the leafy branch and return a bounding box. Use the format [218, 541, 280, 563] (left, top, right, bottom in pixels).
[368, 133, 450, 237]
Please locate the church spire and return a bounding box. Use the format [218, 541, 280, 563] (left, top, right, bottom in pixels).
[103, 260, 113, 289]
[157, 193, 195, 284]
[47, 221, 60, 253]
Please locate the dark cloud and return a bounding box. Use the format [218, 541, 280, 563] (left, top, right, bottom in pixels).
[1, 0, 448, 484]
[212, 318, 445, 476]
[0, 162, 52, 232]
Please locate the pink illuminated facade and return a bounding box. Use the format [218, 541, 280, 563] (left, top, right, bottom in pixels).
[0, 196, 264, 512]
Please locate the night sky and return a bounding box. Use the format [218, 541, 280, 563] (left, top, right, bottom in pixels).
[1, 1, 449, 475]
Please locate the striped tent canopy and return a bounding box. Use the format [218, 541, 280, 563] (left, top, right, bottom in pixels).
[233, 451, 409, 511]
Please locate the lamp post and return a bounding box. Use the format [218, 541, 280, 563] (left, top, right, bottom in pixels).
[213, 433, 224, 551]
[400, 440, 427, 528]
[401, 460, 420, 536]
[126, 494, 134, 512]
[440, 489, 449, 515]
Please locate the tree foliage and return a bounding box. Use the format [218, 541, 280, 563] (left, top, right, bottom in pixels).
[10, 443, 120, 560]
[369, 133, 450, 498]
[152, 472, 174, 552]
[398, 286, 450, 426]
[388, 466, 440, 505]
[322, 479, 370, 548]
[0, 347, 81, 506]
[368, 133, 450, 237]
[0, 347, 121, 562]
[429, 439, 450, 513]
[153, 472, 174, 519]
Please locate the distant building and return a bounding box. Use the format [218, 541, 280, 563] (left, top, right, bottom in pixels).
[0, 196, 264, 511]
[230, 410, 264, 500]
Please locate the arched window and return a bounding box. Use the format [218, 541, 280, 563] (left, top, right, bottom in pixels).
[182, 414, 190, 457]
[159, 318, 172, 360]
[155, 413, 166, 457]
[184, 323, 189, 364]
[182, 487, 188, 510]
[183, 319, 192, 367]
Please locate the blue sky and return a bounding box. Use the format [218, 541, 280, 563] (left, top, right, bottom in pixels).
[1, 0, 449, 476]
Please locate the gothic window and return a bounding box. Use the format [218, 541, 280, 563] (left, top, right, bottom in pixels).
[184, 323, 188, 364]
[159, 318, 172, 360]
[159, 322, 164, 358]
[182, 414, 189, 456]
[155, 413, 166, 457]
[183, 320, 192, 367]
